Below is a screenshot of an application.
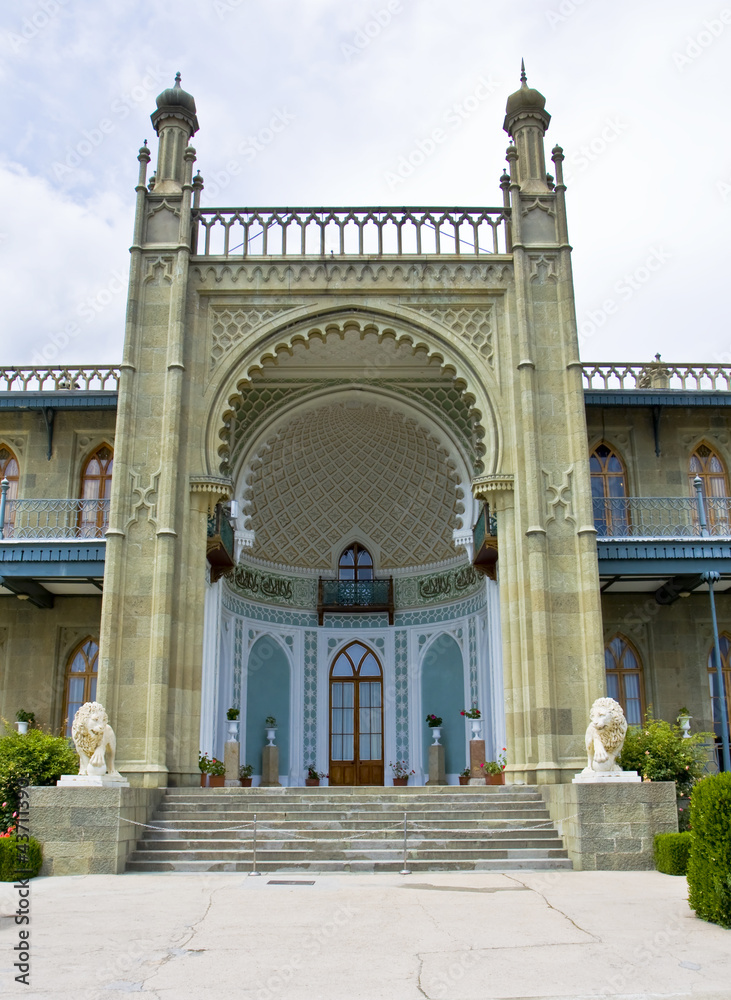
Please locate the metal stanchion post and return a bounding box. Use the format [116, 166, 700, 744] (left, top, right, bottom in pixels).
[248, 812, 261, 876]
[400, 811, 411, 875]
[0, 478, 9, 540]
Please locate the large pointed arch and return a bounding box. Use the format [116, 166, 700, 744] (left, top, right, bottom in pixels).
[590, 441, 628, 537]
[604, 634, 645, 726]
[0, 444, 19, 536]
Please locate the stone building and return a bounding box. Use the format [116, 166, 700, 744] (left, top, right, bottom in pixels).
[1, 71, 729, 788]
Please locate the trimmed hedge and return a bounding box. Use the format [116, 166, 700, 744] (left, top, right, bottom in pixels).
[687, 772, 731, 928]
[0, 835, 42, 881]
[654, 831, 692, 875]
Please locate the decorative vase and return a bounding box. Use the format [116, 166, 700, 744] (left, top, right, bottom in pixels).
[393, 777, 408, 786]
[430, 726, 442, 745]
[305, 778, 320, 787]
[200, 773, 208, 787]
[15, 721, 29, 735]
[226, 720, 239, 740]
[240, 777, 252, 787]
[678, 715, 692, 739]
[209, 774, 225, 788]
[485, 773, 505, 785]
[470, 720, 481, 740]
[458, 776, 469, 786]
[266, 727, 277, 747]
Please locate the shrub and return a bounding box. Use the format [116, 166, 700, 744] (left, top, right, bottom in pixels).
[0, 726, 78, 834]
[0, 835, 43, 881]
[618, 717, 712, 795]
[654, 832, 692, 875]
[687, 773, 731, 928]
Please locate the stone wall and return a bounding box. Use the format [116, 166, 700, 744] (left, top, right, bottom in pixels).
[539, 781, 677, 871]
[28, 785, 163, 875]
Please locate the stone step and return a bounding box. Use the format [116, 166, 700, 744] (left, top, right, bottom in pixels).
[128, 845, 570, 862]
[139, 827, 561, 842]
[135, 839, 567, 855]
[126, 857, 573, 873]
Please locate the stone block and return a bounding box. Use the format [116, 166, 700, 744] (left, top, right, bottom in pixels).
[261, 745, 280, 787]
[469, 740, 485, 777]
[426, 744, 446, 785]
[224, 741, 240, 785]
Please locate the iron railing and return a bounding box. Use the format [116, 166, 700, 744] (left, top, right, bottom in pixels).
[192, 206, 511, 258]
[593, 496, 731, 538]
[0, 366, 120, 392]
[317, 577, 395, 625]
[473, 504, 498, 554]
[582, 362, 731, 392]
[1, 499, 110, 540]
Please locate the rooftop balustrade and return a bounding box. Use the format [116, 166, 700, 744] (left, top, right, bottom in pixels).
[0, 366, 120, 392]
[582, 362, 731, 392]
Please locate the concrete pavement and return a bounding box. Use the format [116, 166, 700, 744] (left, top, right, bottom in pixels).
[1, 869, 729, 999]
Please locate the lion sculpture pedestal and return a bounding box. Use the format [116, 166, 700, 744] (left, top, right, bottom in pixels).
[573, 696, 640, 784]
[57, 701, 129, 788]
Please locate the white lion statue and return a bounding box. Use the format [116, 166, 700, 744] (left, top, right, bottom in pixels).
[583, 696, 628, 773]
[71, 701, 122, 778]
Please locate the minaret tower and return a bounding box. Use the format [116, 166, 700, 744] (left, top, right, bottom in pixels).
[149, 72, 199, 194]
[503, 60, 551, 195]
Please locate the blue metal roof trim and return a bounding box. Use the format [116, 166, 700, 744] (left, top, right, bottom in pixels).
[0, 540, 106, 575]
[597, 538, 731, 574]
[0, 391, 118, 410]
[585, 390, 731, 407]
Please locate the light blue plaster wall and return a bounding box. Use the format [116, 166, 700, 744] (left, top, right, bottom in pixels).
[421, 633, 465, 774]
[245, 635, 290, 774]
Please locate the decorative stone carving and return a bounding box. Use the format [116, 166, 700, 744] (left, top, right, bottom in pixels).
[144, 254, 175, 284]
[574, 697, 640, 784]
[58, 702, 129, 787]
[407, 304, 494, 364]
[189, 474, 233, 514]
[544, 466, 575, 525]
[210, 305, 300, 367]
[472, 473, 514, 500]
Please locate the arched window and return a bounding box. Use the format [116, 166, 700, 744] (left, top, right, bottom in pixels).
[79, 445, 113, 537]
[591, 443, 628, 536]
[0, 445, 19, 536]
[708, 634, 731, 765]
[690, 443, 729, 532]
[338, 542, 373, 581]
[604, 635, 645, 725]
[62, 638, 99, 738]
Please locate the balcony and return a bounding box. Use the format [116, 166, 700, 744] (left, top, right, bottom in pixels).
[592, 497, 731, 539]
[317, 578, 395, 626]
[472, 503, 499, 580]
[206, 504, 235, 582]
[1, 498, 110, 540]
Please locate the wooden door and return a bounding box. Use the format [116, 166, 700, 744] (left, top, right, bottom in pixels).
[329, 642, 384, 786]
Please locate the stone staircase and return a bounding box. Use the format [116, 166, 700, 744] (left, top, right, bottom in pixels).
[125, 786, 572, 874]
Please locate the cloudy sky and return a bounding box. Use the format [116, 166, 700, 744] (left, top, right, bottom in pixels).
[0, 0, 728, 366]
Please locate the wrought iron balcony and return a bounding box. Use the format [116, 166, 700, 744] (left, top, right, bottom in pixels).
[472, 502, 499, 580]
[206, 504, 235, 582]
[0, 498, 110, 540]
[593, 497, 731, 539]
[317, 577, 395, 626]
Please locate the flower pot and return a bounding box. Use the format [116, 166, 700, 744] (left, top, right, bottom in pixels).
[208, 774, 225, 788]
[15, 721, 29, 735]
[265, 727, 277, 747]
[240, 777, 252, 787]
[226, 720, 239, 740]
[429, 726, 442, 745]
[485, 773, 505, 785]
[393, 777, 408, 786]
[678, 715, 692, 739]
[200, 773, 208, 787]
[305, 778, 320, 787]
[458, 776, 470, 785]
[470, 720, 482, 740]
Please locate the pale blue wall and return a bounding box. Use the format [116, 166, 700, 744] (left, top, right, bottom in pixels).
[421, 633, 465, 774]
[245, 635, 290, 774]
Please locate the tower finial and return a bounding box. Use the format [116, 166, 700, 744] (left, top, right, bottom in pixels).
[520, 59, 527, 84]
[174, 71, 182, 87]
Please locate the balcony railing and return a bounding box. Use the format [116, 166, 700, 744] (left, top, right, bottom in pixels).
[0, 366, 120, 392]
[0, 499, 110, 540]
[582, 362, 731, 392]
[593, 497, 731, 538]
[472, 503, 499, 580]
[317, 577, 395, 625]
[206, 504, 235, 582]
[192, 206, 511, 258]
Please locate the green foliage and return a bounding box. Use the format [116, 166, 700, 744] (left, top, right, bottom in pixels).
[618, 717, 712, 795]
[688, 773, 731, 928]
[654, 832, 692, 875]
[0, 727, 78, 834]
[0, 835, 42, 881]
[15, 711, 35, 724]
[208, 757, 225, 777]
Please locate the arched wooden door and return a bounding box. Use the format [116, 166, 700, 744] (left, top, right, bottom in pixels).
[329, 642, 383, 786]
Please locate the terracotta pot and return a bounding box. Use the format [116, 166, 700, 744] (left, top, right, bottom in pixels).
[208, 774, 225, 787]
[240, 778, 252, 787]
[458, 776, 470, 785]
[393, 777, 408, 786]
[485, 773, 505, 785]
[305, 778, 320, 786]
[200, 773, 208, 787]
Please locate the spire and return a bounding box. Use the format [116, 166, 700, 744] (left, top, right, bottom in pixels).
[503, 65, 551, 194]
[149, 74, 199, 194]
[520, 58, 527, 84]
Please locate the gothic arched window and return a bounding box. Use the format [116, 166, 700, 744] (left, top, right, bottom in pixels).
[591, 442, 628, 536]
[0, 445, 19, 536]
[338, 543, 373, 581]
[604, 634, 645, 725]
[708, 633, 731, 763]
[689, 443, 729, 533]
[62, 638, 99, 738]
[79, 445, 113, 537]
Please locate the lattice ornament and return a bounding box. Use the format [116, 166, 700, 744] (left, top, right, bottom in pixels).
[409, 304, 494, 365]
[210, 306, 298, 367]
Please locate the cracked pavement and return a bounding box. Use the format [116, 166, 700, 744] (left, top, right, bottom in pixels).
[1, 870, 730, 999]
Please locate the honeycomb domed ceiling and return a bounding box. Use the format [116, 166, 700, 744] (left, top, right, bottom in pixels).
[242, 399, 462, 571]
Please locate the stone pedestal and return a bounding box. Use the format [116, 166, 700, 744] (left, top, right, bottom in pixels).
[224, 740, 240, 787]
[261, 745, 281, 787]
[426, 744, 446, 785]
[57, 774, 130, 788]
[469, 739, 485, 777]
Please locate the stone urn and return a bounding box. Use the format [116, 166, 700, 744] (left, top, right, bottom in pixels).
[430, 726, 442, 745]
[15, 720, 29, 735]
[678, 714, 692, 739]
[226, 719, 239, 741]
[265, 727, 277, 747]
[470, 719, 482, 740]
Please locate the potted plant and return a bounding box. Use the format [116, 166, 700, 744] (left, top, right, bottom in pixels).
[208, 757, 225, 787]
[676, 707, 692, 739]
[458, 767, 471, 786]
[305, 764, 328, 787]
[15, 710, 35, 735]
[198, 751, 211, 787]
[226, 706, 240, 740]
[426, 713, 443, 745]
[239, 763, 254, 787]
[265, 716, 277, 746]
[460, 706, 482, 739]
[481, 747, 507, 785]
[389, 760, 415, 786]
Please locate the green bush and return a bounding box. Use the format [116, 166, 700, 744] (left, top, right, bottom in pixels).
[0, 726, 78, 834]
[618, 717, 712, 795]
[687, 773, 731, 928]
[654, 831, 692, 875]
[0, 835, 42, 881]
